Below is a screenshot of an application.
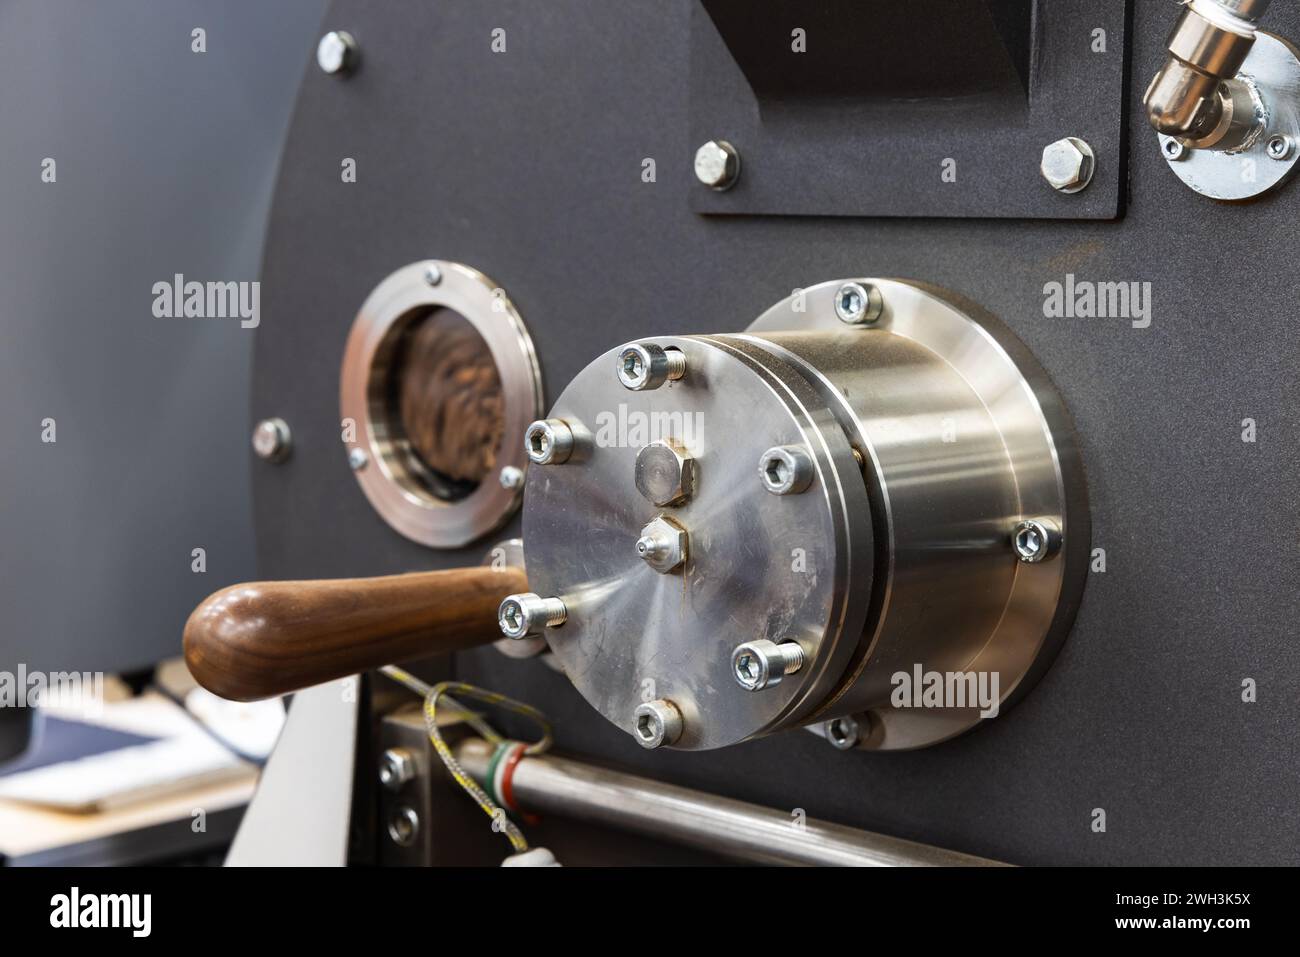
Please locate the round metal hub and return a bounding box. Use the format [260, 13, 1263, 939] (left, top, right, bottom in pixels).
[746, 279, 1089, 749]
[523, 279, 1088, 751]
[524, 335, 873, 750]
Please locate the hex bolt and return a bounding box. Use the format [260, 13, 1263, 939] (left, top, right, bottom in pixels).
[1266, 133, 1294, 161]
[348, 446, 369, 471]
[1012, 517, 1062, 564]
[316, 30, 358, 76]
[759, 445, 815, 496]
[826, 716, 860, 751]
[635, 440, 697, 507]
[379, 747, 417, 791]
[635, 516, 688, 574]
[1040, 137, 1096, 193]
[693, 140, 740, 190]
[834, 281, 884, 325]
[252, 417, 291, 462]
[498, 592, 567, 639]
[616, 343, 686, 391]
[731, 639, 805, 692]
[632, 699, 684, 749]
[524, 418, 575, 465]
[1162, 138, 1189, 161]
[423, 262, 443, 286]
[499, 465, 525, 490]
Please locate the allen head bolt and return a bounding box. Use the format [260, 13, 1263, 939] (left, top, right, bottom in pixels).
[524, 419, 575, 465]
[826, 716, 861, 750]
[617, 343, 686, 391]
[633, 699, 684, 749]
[498, 593, 568, 639]
[387, 806, 419, 846]
[731, 639, 805, 692]
[1012, 517, 1062, 563]
[759, 445, 815, 495]
[834, 281, 884, 325]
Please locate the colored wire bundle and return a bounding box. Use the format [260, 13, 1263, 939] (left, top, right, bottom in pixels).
[380, 665, 552, 853]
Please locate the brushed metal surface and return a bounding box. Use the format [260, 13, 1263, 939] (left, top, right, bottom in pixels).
[746, 280, 1090, 748]
[456, 737, 1008, 866]
[524, 335, 869, 750]
[1156, 32, 1300, 199]
[523, 280, 1084, 751]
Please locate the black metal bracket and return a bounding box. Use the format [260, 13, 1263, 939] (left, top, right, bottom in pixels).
[690, 0, 1132, 219]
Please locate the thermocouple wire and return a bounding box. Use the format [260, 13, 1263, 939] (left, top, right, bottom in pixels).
[380, 665, 553, 853]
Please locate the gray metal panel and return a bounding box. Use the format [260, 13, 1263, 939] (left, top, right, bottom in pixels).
[255, 0, 1300, 865]
[0, 0, 327, 674]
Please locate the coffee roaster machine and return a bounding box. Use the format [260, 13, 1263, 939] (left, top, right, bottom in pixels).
[185, 1, 1300, 866]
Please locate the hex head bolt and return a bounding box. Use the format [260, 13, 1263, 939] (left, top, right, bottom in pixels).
[379, 748, 417, 791]
[1040, 137, 1096, 193]
[635, 516, 688, 574]
[693, 140, 741, 190]
[635, 441, 697, 507]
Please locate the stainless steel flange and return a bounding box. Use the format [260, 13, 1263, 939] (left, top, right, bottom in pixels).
[1156, 32, 1300, 200]
[340, 261, 544, 548]
[521, 279, 1088, 751]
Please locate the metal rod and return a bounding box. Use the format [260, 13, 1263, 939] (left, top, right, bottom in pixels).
[455, 738, 1007, 867]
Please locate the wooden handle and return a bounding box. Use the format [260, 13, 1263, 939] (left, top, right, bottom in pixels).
[183, 565, 527, 702]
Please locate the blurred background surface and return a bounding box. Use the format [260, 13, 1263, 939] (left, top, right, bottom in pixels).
[0, 0, 327, 677]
